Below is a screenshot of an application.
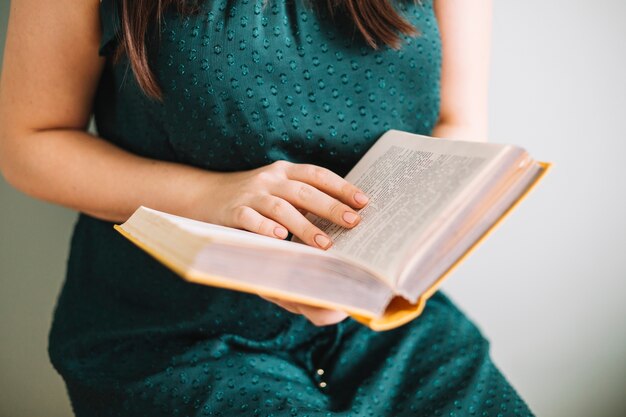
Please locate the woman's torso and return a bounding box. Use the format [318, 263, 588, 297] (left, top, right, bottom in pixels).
[94, 0, 441, 176]
[49, 0, 442, 373]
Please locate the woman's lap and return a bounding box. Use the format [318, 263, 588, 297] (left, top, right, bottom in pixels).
[59, 291, 534, 417]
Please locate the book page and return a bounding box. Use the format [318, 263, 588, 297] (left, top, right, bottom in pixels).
[295, 130, 508, 281]
[140, 206, 326, 256]
[397, 159, 542, 301]
[191, 244, 395, 318]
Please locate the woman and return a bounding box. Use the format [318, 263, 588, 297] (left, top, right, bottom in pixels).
[0, 0, 533, 415]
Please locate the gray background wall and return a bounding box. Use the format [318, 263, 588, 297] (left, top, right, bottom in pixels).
[1, 0, 624, 416]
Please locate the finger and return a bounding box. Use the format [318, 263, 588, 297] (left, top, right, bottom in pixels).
[259, 294, 348, 326]
[272, 180, 361, 229]
[253, 195, 333, 249]
[286, 163, 370, 209]
[259, 294, 304, 315]
[299, 305, 349, 326]
[230, 206, 289, 239]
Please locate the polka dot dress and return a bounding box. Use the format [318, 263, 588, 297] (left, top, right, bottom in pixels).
[48, 1, 535, 415]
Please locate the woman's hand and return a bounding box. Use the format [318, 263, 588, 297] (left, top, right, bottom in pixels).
[190, 159, 366, 326]
[194, 160, 369, 249]
[258, 294, 349, 327]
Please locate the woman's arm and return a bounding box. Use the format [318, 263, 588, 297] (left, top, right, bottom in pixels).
[432, 0, 493, 142]
[0, 0, 366, 249]
[0, 0, 220, 223]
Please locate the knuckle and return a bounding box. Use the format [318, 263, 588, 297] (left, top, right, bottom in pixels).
[302, 164, 319, 182]
[271, 160, 289, 172]
[241, 191, 259, 206]
[271, 199, 286, 217]
[328, 200, 344, 218]
[257, 194, 274, 210]
[311, 166, 326, 184]
[254, 171, 273, 184]
[234, 206, 251, 226]
[256, 217, 270, 235]
[296, 184, 312, 201]
[340, 181, 355, 199]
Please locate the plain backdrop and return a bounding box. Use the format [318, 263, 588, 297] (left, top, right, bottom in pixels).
[1, 1, 624, 416]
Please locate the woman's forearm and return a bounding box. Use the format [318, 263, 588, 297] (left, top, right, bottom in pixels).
[434, 0, 492, 143]
[431, 121, 489, 142]
[0, 1, 222, 224]
[0, 127, 218, 224]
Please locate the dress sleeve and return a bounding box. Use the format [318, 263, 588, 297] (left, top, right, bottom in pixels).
[98, 0, 121, 57]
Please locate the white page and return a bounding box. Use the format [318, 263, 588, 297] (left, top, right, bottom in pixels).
[295, 130, 508, 282]
[139, 206, 325, 256]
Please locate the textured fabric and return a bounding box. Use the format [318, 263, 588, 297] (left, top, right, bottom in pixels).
[48, 0, 534, 415]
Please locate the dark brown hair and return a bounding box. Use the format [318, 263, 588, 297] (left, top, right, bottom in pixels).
[113, 0, 420, 100]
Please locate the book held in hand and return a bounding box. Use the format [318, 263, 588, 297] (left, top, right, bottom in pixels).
[114, 129, 552, 331]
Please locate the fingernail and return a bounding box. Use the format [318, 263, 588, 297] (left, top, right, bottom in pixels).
[274, 227, 288, 238]
[342, 211, 358, 224]
[314, 234, 331, 249]
[354, 192, 369, 205]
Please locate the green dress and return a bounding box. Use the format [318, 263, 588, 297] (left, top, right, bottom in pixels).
[49, 0, 534, 415]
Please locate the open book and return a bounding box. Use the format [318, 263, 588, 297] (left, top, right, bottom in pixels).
[114, 129, 552, 331]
